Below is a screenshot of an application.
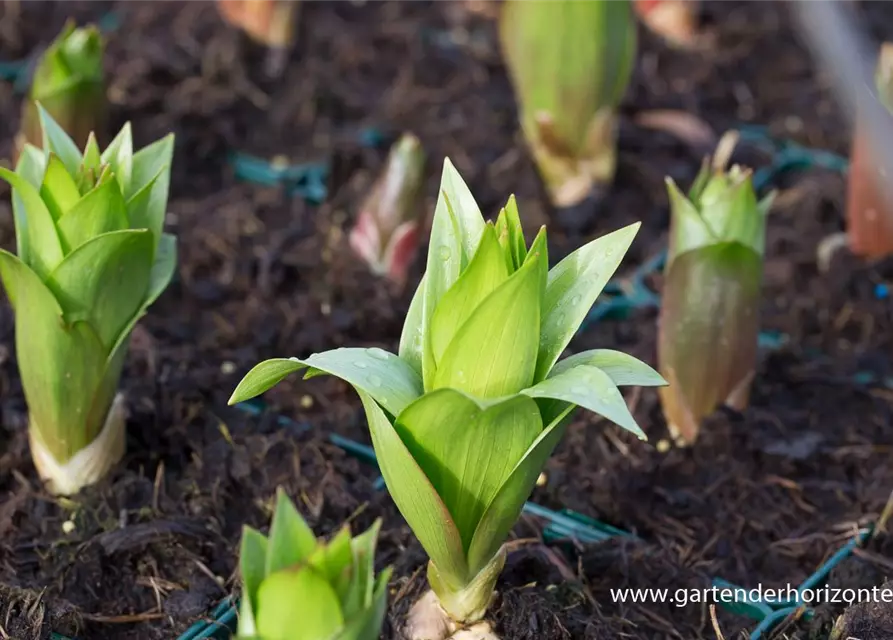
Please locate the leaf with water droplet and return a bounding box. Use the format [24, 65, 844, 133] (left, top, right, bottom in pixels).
[521, 364, 645, 439]
[229, 348, 423, 415]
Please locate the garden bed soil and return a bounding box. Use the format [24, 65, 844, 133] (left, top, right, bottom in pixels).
[1, 2, 893, 640]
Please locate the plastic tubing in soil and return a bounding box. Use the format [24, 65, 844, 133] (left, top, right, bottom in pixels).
[714, 526, 872, 639]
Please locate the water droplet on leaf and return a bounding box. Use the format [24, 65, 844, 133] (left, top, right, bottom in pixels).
[438, 246, 451, 261]
[369, 374, 383, 387]
[366, 348, 390, 361]
[354, 361, 368, 369]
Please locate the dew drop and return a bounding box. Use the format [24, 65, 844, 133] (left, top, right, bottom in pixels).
[570, 386, 587, 395]
[457, 370, 467, 383]
[366, 348, 390, 361]
[438, 246, 451, 261]
[354, 361, 368, 369]
[369, 374, 383, 387]
[570, 295, 582, 306]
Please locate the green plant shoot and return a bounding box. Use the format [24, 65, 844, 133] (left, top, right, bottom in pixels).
[0, 107, 176, 495]
[658, 131, 774, 446]
[237, 488, 391, 640]
[499, 0, 636, 208]
[21, 21, 105, 152]
[230, 160, 662, 639]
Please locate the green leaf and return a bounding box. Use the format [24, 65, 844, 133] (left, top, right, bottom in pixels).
[666, 178, 716, 265]
[342, 519, 381, 617]
[10, 145, 49, 267]
[40, 153, 81, 221]
[101, 122, 133, 195]
[429, 224, 510, 365]
[360, 389, 468, 588]
[467, 404, 575, 575]
[308, 526, 353, 603]
[0, 250, 108, 461]
[266, 488, 318, 576]
[239, 526, 269, 614]
[126, 164, 164, 240]
[82, 132, 102, 173]
[522, 364, 645, 439]
[503, 195, 527, 269]
[337, 568, 392, 640]
[37, 103, 82, 175]
[493, 208, 515, 273]
[229, 349, 423, 416]
[256, 567, 344, 640]
[550, 349, 666, 386]
[434, 254, 541, 398]
[398, 274, 426, 377]
[56, 179, 129, 253]
[128, 134, 174, 242]
[145, 232, 177, 306]
[422, 160, 486, 388]
[0, 167, 63, 279]
[237, 594, 258, 637]
[536, 222, 640, 381]
[395, 391, 542, 551]
[46, 229, 154, 349]
[524, 225, 548, 305]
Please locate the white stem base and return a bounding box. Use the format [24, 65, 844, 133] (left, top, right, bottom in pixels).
[30, 393, 127, 496]
[406, 591, 500, 640]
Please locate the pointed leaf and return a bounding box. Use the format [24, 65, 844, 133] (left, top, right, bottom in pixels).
[0, 167, 64, 278]
[46, 229, 154, 348]
[396, 391, 542, 551]
[145, 232, 177, 306]
[256, 567, 344, 640]
[493, 208, 515, 272]
[523, 364, 645, 439]
[40, 153, 81, 221]
[422, 160, 486, 387]
[467, 404, 575, 575]
[524, 225, 549, 305]
[360, 389, 468, 587]
[229, 348, 423, 415]
[37, 103, 82, 175]
[307, 526, 353, 602]
[550, 349, 666, 386]
[82, 133, 102, 173]
[237, 593, 257, 637]
[0, 250, 108, 461]
[342, 519, 382, 617]
[56, 179, 129, 253]
[266, 488, 317, 575]
[101, 122, 133, 194]
[239, 526, 269, 614]
[126, 164, 164, 239]
[338, 568, 392, 640]
[128, 134, 174, 242]
[398, 274, 426, 377]
[666, 178, 715, 265]
[434, 254, 541, 398]
[503, 195, 527, 269]
[11, 146, 49, 271]
[429, 225, 510, 364]
[536, 222, 640, 381]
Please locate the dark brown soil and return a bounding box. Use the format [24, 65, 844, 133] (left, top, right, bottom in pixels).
[1, 2, 892, 640]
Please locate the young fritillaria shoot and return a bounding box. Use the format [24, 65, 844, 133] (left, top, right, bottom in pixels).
[230, 160, 664, 640]
[0, 107, 176, 495]
[658, 132, 774, 446]
[237, 488, 390, 640]
[20, 22, 105, 153]
[847, 42, 893, 260]
[499, 0, 636, 208]
[349, 133, 426, 287]
[217, 0, 299, 77]
[633, 0, 700, 49]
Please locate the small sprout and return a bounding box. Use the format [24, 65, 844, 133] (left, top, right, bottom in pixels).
[499, 0, 636, 207]
[20, 21, 105, 154]
[230, 160, 664, 639]
[0, 108, 176, 495]
[658, 131, 774, 446]
[349, 133, 427, 287]
[217, 0, 299, 77]
[236, 488, 390, 640]
[634, 0, 701, 48]
[846, 42, 893, 260]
